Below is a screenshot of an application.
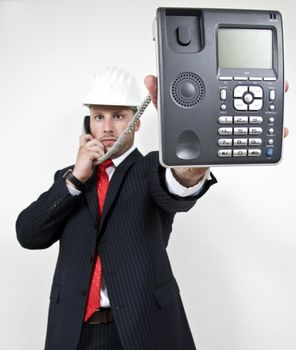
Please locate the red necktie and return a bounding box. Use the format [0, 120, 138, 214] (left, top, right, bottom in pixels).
[84, 159, 113, 322]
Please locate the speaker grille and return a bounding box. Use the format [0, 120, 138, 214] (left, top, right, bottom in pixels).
[171, 72, 205, 108]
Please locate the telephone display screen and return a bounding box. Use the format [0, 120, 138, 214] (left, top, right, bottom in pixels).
[218, 28, 273, 69]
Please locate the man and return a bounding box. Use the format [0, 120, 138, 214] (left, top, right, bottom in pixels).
[16, 66, 217, 349]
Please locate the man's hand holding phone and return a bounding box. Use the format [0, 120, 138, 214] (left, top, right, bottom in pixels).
[70, 134, 105, 185]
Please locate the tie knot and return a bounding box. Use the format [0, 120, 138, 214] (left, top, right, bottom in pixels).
[99, 159, 113, 171]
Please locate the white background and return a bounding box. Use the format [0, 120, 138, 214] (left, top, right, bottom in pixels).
[1, 0, 295, 349]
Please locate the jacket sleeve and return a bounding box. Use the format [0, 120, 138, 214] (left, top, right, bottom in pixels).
[147, 152, 217, 214]
[16, 169, 81, 250]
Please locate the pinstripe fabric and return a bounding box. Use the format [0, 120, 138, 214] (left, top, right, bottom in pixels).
[16, 150, 217, 350]
[77, 322, 123, 350]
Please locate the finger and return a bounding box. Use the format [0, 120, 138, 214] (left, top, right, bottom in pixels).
[89, 150, 105, 161]
[79, 134, 93, 146]
[144, 75, 157, 108]
[87, 144, 105, 153]
[83, 138, 103, 147]
[285, 80, 289, 93]
[284, 127, 289, 138]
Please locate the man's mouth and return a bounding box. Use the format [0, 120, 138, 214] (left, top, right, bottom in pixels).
[102, 138, 117, 146]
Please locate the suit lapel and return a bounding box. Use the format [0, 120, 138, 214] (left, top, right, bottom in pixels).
[84, 148, 143, 228]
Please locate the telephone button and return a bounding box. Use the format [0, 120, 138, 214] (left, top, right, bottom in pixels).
[234, 86, 248, 98]
[218, 116, 233, 124]
[249, 86, 263, 98]
[233, 138, 248, 146]
[249, 116, 263, 124]
[234, 76, 248, 81]
[233, 149, 247, 157]
[234, 99, 248, 111]
[218, 127, 232, 135]
[268, 128, 274, 134]
[234, 127, 248, 135]
[219, 76, 233, 81]
[248, 149, 262, 157]
[249, 138, 262, 146]
[218, 139, 232, 146]
[269, 89, 276, 101]
[220, 89, 227, 101]
[266, 148, 274, 157]
[218, 150, 232, 157]
[249, 127, 263, 135]
[269, 117, 275, 123]
[234, 116, 248, 124]
[249, 99, 263, 111]
[249, 77, 263, 81]
[243, 92, 254, 104]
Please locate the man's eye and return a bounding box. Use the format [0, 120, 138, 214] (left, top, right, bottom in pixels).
[95, 115, 103, 121]
[113, 114, 124, 120]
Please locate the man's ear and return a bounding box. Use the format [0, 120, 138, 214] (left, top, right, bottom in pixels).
[134, 120, 141, 132]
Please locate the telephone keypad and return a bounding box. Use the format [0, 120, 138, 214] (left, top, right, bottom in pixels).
[217, 80, 278, 160]
[217, 112, 268, 158]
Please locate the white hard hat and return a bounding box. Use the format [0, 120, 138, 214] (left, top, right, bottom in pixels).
[83, 66, 142, 109]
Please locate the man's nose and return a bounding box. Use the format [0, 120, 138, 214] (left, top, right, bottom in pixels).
[103, 118, 114, 132]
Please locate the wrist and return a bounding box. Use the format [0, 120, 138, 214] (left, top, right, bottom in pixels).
[63, 169, 85, 191]
[172, 167, 207, 187]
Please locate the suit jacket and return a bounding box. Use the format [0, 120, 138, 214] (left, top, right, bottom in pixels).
[16, 149, 217, 350]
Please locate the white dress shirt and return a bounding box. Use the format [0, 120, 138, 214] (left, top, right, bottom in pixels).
[66, 146, 211, 307]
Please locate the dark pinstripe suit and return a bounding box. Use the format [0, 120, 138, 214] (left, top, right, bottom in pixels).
[16, 149, 217, 350]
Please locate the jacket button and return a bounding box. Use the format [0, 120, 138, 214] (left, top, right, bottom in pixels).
[88, 256, 93, 263]
[79, 289, 87, 296]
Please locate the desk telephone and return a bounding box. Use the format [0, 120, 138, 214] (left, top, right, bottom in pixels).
[153, 8, 285, 166]
[83, 8, 285, 167]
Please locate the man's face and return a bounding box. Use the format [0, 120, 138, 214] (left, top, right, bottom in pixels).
[89, 105, 140, 158]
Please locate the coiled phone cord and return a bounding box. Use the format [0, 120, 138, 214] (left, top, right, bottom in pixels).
[97, 95, 151, 164]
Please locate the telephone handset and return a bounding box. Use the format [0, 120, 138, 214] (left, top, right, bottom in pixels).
[82, 96, 151, 164]
[83, 115, 91, 134]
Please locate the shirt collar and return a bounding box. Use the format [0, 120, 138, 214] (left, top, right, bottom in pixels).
[111, 145, 136, 167]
